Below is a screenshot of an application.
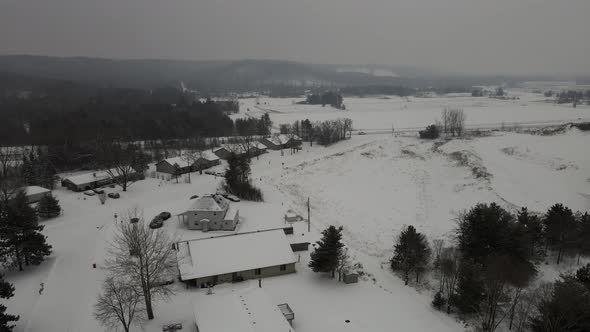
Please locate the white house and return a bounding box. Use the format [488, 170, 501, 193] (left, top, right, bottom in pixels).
[176, 229, 297, 287]
[177, 194, 239, 231]
[193, 288, 295, 332]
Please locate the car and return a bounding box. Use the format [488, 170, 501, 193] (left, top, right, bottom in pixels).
[189, 194, 199, 200]
[225, 194, 240, 202]
[162, 323, 183, 332]
[214, 171, 225, 177]
[149, 217, 164, 229]
[204, 170, 215, 175]
[358, 131, 366, 135]
[83, 190, 96, 196]
[108, 192, 120, 199]
[159, 212, 171, 220]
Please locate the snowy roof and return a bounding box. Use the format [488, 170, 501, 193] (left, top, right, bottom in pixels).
[61, 170, 111, 186]
[253, 142, 268, 150]
[24, 186, 50, 196]
[188, 194, 229, 212]
[193, 288, 293, 332]
[177, 229, 297, 280]
[267, 134, 301, 146]
[198, 151, 220, 162]
[160, 156, 185, 167]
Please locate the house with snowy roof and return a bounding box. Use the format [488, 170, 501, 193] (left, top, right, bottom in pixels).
[192, 288, 295, 332]
[176, 229, 297, 287]
[155, 156, 191, 176]
[177, 194, 239, 231]
[193, 151, 221, 172]
[23, 186, 51, 203]
[261, 134, 302, 150]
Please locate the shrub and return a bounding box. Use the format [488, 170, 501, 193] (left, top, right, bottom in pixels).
[419, 125, 440, 139]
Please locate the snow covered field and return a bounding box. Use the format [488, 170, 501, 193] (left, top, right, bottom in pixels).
[4, 94, 590, 332]
[236, 92, 590, 131]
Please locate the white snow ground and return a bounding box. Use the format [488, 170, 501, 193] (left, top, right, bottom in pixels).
[3, 93, 590, 332]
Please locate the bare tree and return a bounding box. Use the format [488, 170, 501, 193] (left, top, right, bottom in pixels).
[0, 146, 18, 176]
[337, 247, 352, 282]
[105, 211, 177, 320]
[440, 247, 460, 314]
[432, 239, 445, 290]
[441, 108, 466, 136]
[97, 141, 147, 191]
[94, 277, 145, 332]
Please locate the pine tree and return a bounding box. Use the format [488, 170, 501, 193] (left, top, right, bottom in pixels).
[36, 194, 61, 219]
[455, 259, 484, 315]
[0, 190, 52, 271]
[543, 203, 577, 264]
[577, 212, 590, 263]
[390, 225, 431, 285]
[0, 274, 19, 331]
[309, 226, 344, 278]
[432, 291, 446, 310]
[575, 263, 590, 290]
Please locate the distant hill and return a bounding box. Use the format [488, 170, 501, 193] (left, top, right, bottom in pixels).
[0, 55, 431, 92]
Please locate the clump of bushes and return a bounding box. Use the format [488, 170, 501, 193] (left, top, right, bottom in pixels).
[419, 124, 440, 139]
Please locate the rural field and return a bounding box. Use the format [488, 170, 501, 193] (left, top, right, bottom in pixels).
[5, 92, 590, 332]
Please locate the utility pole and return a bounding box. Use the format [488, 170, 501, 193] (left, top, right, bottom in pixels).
[307, 197, 310, 232]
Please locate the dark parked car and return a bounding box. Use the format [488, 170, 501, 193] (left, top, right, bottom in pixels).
[108, 192, 120, 199]
[149, 217, 163, 229]
[225, 194, 240, 202]
[190, 195, 199, 200]
[159, 212, 171, 220]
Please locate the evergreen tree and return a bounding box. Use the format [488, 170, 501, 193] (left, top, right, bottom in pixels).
[575, 263, 590, 290]
[457, 203, 532, 269]
[432, 291, 446, 310]
[543, 203, 577, 264]
[309, 226, 344, 278]
[0, 274, 18, 331]
[390, 225, 431, 285]
[576, 212, 590, 263]
[530, 276, 590, 332]
[36, 194, 61, 219]
[0, 190, 52, 271]
[224, 154, 262, 201]
[517, 207, 544, 258]
[455, 259, 484, 315]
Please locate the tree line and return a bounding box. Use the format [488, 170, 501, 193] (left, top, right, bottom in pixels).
[279, 118, 353, 146]
[389, 202, 590, 332]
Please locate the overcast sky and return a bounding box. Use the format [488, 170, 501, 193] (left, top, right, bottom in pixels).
[1, 0, 589, 76]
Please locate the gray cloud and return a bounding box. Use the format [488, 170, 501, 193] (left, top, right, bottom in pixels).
[1, 0, 589, 75]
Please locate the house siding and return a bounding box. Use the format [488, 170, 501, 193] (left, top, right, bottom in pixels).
[191, 262, 296, 288]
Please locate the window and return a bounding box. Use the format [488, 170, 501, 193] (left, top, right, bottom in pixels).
[280, 264, 287, 271]
[255, 268, 261, 275]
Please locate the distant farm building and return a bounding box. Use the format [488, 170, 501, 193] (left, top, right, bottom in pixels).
[193, 288, 294, 332]
[214, 142, 267, 160]
[23, 186, 51, 203]
[61, 170, 127, 192]
[176, 229, 296, 287]
[156, 152, 220, 177]
[193, 151, 221, 172]
[261, 134, 302, 150]
[177, 194, 239, 231]
[155, 157, 190, 176]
